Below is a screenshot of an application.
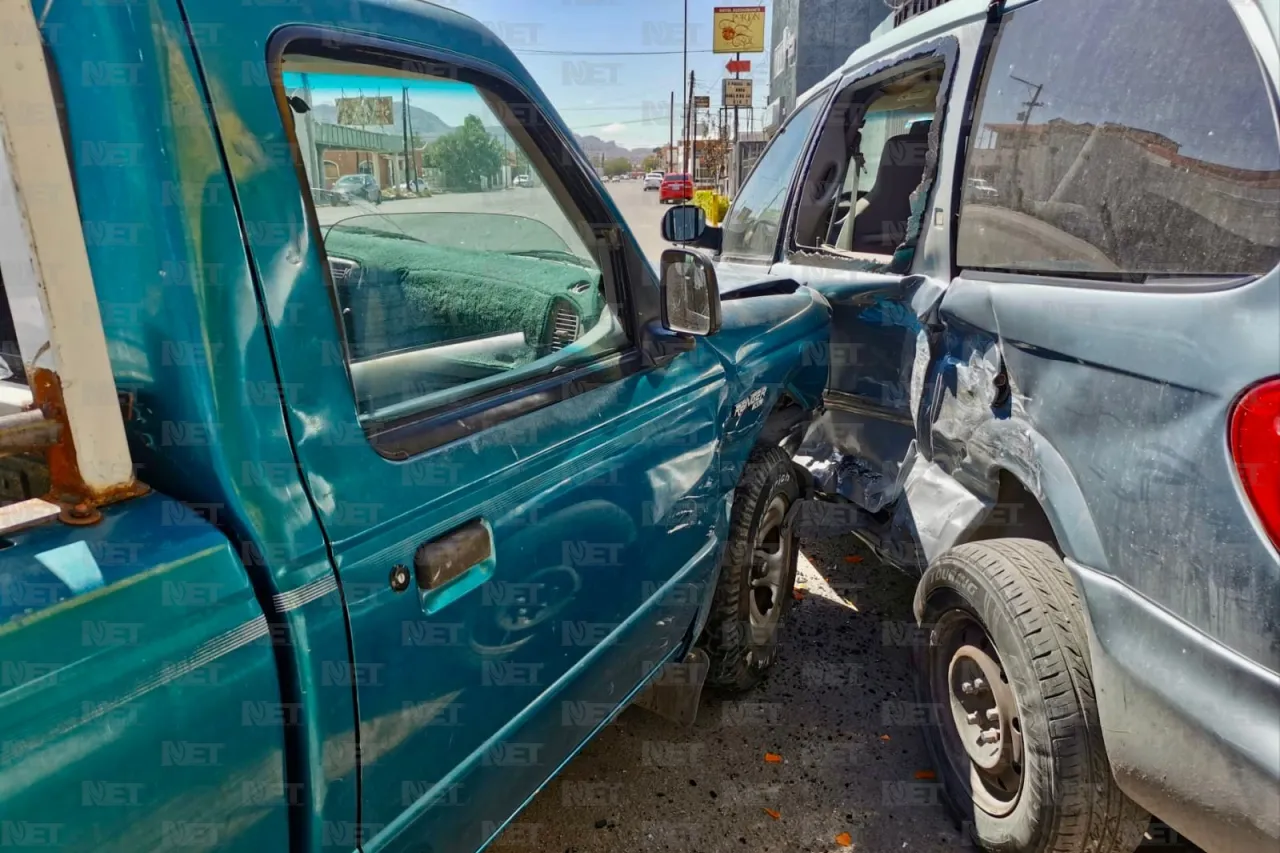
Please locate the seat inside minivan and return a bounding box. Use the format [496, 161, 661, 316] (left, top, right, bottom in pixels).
[795, 64, 941, 258]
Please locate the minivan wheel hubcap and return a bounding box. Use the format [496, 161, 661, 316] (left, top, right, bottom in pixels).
[747, 495, 790, 643]
[933, 613, 1024, 816]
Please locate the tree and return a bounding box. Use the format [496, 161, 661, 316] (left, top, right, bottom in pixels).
[641, 153, 663, 173]
[603, 157, 631, 177]
[697, 138, 729, 179]
[510, 145, 533, 177]
[429, 115, 502, 191]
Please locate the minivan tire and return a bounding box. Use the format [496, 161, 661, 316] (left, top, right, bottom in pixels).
[703, 445, 800, 694]
[915, 539, 1149, 853]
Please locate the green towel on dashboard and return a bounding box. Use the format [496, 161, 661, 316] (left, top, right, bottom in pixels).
[325, 228, 602, 360]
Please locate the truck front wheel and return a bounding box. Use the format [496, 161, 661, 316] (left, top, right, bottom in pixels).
[703, 446, 800, 694]
[916, 539, 1149, 853]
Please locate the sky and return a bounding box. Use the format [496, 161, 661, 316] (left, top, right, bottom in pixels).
[432, 0, 777, 149]
[287, 76, 492, 129]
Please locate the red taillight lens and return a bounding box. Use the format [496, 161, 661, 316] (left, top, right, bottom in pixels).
[1230, 378, 1280, 550]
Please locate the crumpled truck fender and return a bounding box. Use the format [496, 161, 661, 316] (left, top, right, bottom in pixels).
[671, 283, 830, 649]
[703, 285, 832, 490]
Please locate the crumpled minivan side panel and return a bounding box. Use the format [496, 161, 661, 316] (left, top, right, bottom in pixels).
[915, 268, 1280, 850]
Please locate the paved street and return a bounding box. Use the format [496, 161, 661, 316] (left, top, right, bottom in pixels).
[603, 179, 679, 266]
[494, 536, 968, 853]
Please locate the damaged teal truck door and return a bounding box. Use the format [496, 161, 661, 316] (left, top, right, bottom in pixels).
[177, 1, 728, 850]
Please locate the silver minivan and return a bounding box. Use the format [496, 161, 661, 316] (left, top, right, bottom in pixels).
[665, 0, 1280, 851]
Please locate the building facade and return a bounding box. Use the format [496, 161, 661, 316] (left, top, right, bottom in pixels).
[764, 0, 890, 132]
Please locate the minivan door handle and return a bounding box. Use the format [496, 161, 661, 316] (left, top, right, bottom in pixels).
[413, 519, 496, 613]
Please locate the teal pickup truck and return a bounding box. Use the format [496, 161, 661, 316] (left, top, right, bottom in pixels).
[0, 1, 830, 851]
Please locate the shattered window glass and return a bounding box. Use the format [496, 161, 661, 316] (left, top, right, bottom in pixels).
[956, 0, 1280, 278]
[793, 63, 942, 258]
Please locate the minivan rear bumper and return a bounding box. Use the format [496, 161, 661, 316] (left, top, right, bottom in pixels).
[1067, 560, 1280, 852]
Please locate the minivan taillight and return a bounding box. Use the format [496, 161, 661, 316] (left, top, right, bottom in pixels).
[1230, 378, 1280, 550]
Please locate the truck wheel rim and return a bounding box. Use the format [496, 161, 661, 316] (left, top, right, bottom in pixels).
[748, 494, 790, 643]
[931, 610, 1024, 817]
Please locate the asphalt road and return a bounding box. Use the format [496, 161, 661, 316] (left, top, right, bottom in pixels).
[603, 179, 679, 266]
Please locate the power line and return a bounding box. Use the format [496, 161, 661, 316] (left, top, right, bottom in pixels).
[513, 48, 717, 56]
[570, 116, 669, 131]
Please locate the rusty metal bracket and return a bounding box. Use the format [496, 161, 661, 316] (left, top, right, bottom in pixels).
[31, 368, 148, 520]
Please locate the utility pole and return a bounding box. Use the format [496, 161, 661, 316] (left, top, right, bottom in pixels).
[401, 86, 411, 190]
[1009, 73, 1045, 211]
[685, 70, 695, 174]
[732, 52, 741, 151]
[298, 73, 318, 186]
[405, 91, 416, 188]
[668, 90, 675, 172]
[682, 0, 688, 174]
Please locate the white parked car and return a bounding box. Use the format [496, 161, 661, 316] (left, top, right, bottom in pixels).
[643, 171, 664, 191]
[512, 174, 531, 187]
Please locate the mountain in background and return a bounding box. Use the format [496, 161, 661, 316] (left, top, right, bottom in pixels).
[311, 99, 650, 162]
[573, 135, 652, 164]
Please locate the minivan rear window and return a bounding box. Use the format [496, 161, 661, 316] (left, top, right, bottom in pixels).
[956, 0, 1280, 279]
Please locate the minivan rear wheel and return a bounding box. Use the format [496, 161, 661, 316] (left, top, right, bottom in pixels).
[916, 539, 1149, 853]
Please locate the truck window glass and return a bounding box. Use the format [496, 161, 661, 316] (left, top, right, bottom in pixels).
[794, 63, 941, 257]
[279, 58, 628, 426]
[0, 268, 23, 383]
[956, 0, 1280, 278]
[720, 90, 829, 262]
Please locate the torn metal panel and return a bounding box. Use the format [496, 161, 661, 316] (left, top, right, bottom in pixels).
[795, 418, 913, 512]
[895, 451, 991, 565]
[794, 273, 948, 516]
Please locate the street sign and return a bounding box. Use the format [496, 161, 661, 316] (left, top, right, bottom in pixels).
[693, 95, 711, 109]
[713, 6, 766, 54]
[726, 59, 752, 74]
[335, 95, 393, 127]
[723, 78, 753, 108]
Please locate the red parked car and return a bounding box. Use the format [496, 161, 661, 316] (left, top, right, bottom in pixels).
[659, 173, 694, 204]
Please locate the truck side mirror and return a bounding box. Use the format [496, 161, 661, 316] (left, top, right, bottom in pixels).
[660, 248, 720, 336]
[661, 204, 706, 243]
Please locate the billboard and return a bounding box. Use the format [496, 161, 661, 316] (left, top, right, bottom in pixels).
[713, 6, 766, 54]
[335, 96, 394, 127]
[693, 95, 712, 109]
[723, 79, 753, 108]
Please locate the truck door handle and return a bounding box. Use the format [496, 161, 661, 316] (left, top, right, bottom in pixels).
[413, 519, 496, 614]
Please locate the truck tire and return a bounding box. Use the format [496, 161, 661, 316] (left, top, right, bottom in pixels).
[703, 445, 800, 694]
[916, 539, 1149, 853]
